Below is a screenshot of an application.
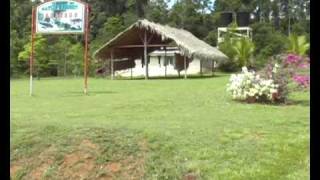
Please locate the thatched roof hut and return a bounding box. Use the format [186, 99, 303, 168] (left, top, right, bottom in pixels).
[93, 19, 228, 78]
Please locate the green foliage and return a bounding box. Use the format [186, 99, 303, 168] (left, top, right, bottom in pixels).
[18, 35, 51, 77]
[218, 23, 254, 71]
[145, 0, 169, 24]
[10, 0, 311, 77]
[204, 30, 217, 47]
[91, 16, 126, 56]
[68, 43, 84, 77]
[169, 0, 214, 39]
[291, 21, 310, 36]
[232, 38, 255, 67]
[251, 22, 287, 68]
[287, 34, 310, 56]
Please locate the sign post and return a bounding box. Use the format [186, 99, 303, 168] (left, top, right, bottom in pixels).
[30, 0, 89, 96]
[30, 7, 35, 96]
[83, 4, 89, 94]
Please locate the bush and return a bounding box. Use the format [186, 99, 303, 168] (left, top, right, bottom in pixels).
[283, 54, 310, 89]
[258, 59, 290, 102]
[286, 34, 310, 56]
[227, 67, 278, 103]
[227, 53, 310, 104]
[232, 37, 255, 67]
[217, 23, 240, 72]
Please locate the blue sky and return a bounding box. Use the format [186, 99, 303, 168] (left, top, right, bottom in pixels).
[167, 0, 176, 9]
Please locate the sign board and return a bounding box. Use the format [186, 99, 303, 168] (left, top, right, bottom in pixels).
[36, 0, 85, 34]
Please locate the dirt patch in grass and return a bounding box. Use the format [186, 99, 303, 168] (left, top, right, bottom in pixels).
[97, 140, 147, 179]
[104, 162, 121, 172]
[247, 131, 266, 141]
[183, 173, 198, 180]
[97, 158, 145, 179]
[58, 151, 96, 179]
[11, 137, 148, 179]
[29, 162, 52, 179]
[81, 139, 98, 149]
[10, 164, 22, 176]
[23, 145, 56, 179]
[56, 139, 99, 179]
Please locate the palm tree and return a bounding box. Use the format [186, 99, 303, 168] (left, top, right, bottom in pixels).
[287, 34, 309, 56]
[232, 37, 255, 67]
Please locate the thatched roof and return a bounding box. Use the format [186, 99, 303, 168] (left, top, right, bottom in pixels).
[93, 19, 228, 64]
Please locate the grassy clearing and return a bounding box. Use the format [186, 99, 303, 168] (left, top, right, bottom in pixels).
[10, 73, 309, 179]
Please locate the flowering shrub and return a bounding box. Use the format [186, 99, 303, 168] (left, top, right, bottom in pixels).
[227, 67, 278, 102]
[284, 53, 303, 65]
[227, 53, 309, 104]
[284, 54, 310, 88]
[258, 60, 290, 102]
[293, 75, 310, 88]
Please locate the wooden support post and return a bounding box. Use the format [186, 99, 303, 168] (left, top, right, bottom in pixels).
[165, 64, 167, 77]
[164, 47, 167, 78]
[200, 59, 203, 76]
[29, 7, 35, 96]
[144, 30, 148, 79]
[111, 49, 114, 80]
[103, 60, 106, 78]
[83, 4, 90, 94]
[212, 60, 215, 76]
[184, 56, 187, 79]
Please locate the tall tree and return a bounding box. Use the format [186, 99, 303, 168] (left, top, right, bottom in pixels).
[145, 0, 169, 24]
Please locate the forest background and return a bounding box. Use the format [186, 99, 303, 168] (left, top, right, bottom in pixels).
[10, 0, 310, 78]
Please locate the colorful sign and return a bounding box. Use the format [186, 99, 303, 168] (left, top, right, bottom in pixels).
[36, 0, 85, 34]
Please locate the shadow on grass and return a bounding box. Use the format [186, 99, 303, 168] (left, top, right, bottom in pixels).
[113, 74, 227, 80]
[235, 99, 310, 107]
[285, 99, 310, 107]
[65, 91, 117, 96]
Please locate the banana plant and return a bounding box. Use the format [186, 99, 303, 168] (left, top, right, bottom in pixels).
[232, 37, 255, 67]
[287, 34, 310, 56]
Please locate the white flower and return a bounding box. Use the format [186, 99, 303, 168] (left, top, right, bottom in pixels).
[227, 68, 280, 102]
[272, 63, 280, 73]
[242, 67, 248, 73]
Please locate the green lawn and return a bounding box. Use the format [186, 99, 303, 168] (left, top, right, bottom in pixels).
[10, 73, 310, 179]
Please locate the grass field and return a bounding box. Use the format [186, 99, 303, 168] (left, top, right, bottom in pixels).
[10, 73, 309, 179]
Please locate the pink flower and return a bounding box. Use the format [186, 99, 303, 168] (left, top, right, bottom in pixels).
[285, 54, 302, 65]
[293, 75, 310, 88]
[298, 63, 309, 68]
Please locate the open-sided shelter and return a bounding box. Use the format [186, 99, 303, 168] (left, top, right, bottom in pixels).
[93, 19, 228, 79]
